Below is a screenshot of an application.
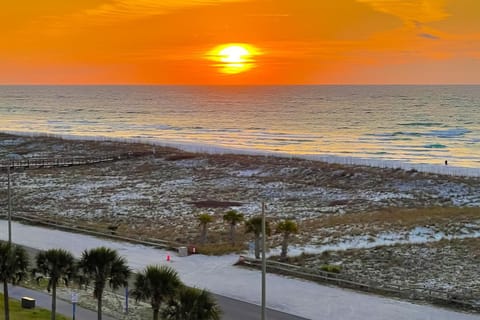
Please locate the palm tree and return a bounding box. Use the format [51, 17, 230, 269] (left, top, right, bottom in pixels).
[223, 210, 244, 245]
[131, 265, 182, 320]
[162, 286, 221, 320]
[245, 216, 271, 259]
[276, 219, 299, 260]
[198, 214, 213, 244]
[34, 249, 76, 320]
[78, 247, 130, 320]
[0, 242, 29, 320]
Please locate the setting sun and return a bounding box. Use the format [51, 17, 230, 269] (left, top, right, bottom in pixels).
[207, 43, 261, 75]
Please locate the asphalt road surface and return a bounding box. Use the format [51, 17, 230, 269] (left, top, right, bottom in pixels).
[214, 293, 309, 320]
[15, 245, 309, 320]
[4, 285, 308, 320]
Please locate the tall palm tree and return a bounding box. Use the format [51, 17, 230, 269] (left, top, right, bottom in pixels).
[131, 265, 182, 320]
[198, 214, 213, 244]
[34, 249, 76, 320]
[0, 242, 29, 320]
[245, 216, 271, 259]
[276, 219, 299, 260]
[223, 210, 244, 245]
[162, 286, 221, 320]
[78, 247, 130, 320]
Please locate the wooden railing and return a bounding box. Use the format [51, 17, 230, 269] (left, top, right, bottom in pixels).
[238, 256, 480, 312]
[0, 151, 153, 171]
[0, 212, 180, 251]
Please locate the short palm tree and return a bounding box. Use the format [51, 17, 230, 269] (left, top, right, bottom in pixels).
[245, 216, 271, 259]
[162, 286, 221, 320]
[223, 210, 244, 245]
[276, 219, 299, 260]
[198, 214, 213, 244]
[0, 242, 29, 320]
[78, 247, 130, 320]
[34, 249, 76, 320]
[131, 265, 182, 320]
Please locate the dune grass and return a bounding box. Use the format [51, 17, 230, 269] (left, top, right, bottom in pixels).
[304, 207, 480, 231]
[0, 294, 70, 320]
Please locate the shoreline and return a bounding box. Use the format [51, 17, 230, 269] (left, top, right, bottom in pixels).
[3, 130, 480, 177]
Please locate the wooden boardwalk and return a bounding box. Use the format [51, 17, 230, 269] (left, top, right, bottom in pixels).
[0, 151, 152, 171]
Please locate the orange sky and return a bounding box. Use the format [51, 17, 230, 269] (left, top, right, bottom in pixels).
[1, 0, 480, 84]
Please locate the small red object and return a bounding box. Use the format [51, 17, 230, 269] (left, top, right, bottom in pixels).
[167, 254, 171, 262]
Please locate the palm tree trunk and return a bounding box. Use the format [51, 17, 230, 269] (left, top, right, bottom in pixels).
[201, 224, 207, 244]
[281, 233, 289, 260]
[51, 284, 57, 320]
[254, 235, 260, 259]
[153, 308, 159, 320]
[97, 294, 103, 320]
[3, 281, 10, 320]
[230, 224, 235, 245]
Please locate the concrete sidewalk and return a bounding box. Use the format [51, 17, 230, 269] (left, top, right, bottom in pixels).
[3, 285, 116, 320]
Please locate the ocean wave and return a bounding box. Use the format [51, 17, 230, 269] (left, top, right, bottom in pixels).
[399, 122, 443, 127]
[368, 128, 471, 139]
[424, 143, 447, 149]
[425, 128, 471, 138]
[392, 131, 422, 137]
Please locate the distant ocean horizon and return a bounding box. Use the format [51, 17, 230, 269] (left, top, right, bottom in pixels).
[1, 85, 479, 175]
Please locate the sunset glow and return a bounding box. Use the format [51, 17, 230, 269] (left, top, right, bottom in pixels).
[1, 0, 480, 84]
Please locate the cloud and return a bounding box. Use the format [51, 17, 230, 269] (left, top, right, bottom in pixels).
[83, 0, 231, 21]
[418, 32, 440, 40]
[356, 0, 449, 25]
[38, 0, 247, 30]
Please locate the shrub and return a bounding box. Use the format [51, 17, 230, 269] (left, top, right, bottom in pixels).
[320, 264, 342, 273]
[196, 243, 245, 256]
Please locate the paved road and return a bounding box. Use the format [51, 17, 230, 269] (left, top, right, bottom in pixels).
[5, 222, 480, 320]
[15, 245, 308, 320]
[214, 293, 309, 320]
[3, 285, 307, 320]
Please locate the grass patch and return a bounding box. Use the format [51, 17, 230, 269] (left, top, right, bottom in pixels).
[195, 243, 245, 255]
[0, 293, 70, 320]
[269, 252, 316, 266]
[320, 264, 342, 273]
[303, 207, 480, 232]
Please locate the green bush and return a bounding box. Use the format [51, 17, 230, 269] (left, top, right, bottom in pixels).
[320, 264, 342, 273]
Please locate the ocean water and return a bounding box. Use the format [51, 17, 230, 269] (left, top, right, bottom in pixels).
[1, 85, 479, 173]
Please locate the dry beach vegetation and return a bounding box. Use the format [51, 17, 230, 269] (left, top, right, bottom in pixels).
[1, 133, 479, 309]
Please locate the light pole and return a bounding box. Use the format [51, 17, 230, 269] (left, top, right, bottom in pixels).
[71, 291, 78, 320]
[7, 165, 12, 244]
[261, 201, 266, 320]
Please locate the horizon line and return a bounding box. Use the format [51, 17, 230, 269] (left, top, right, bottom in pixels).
[1, 83, 480, 86]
